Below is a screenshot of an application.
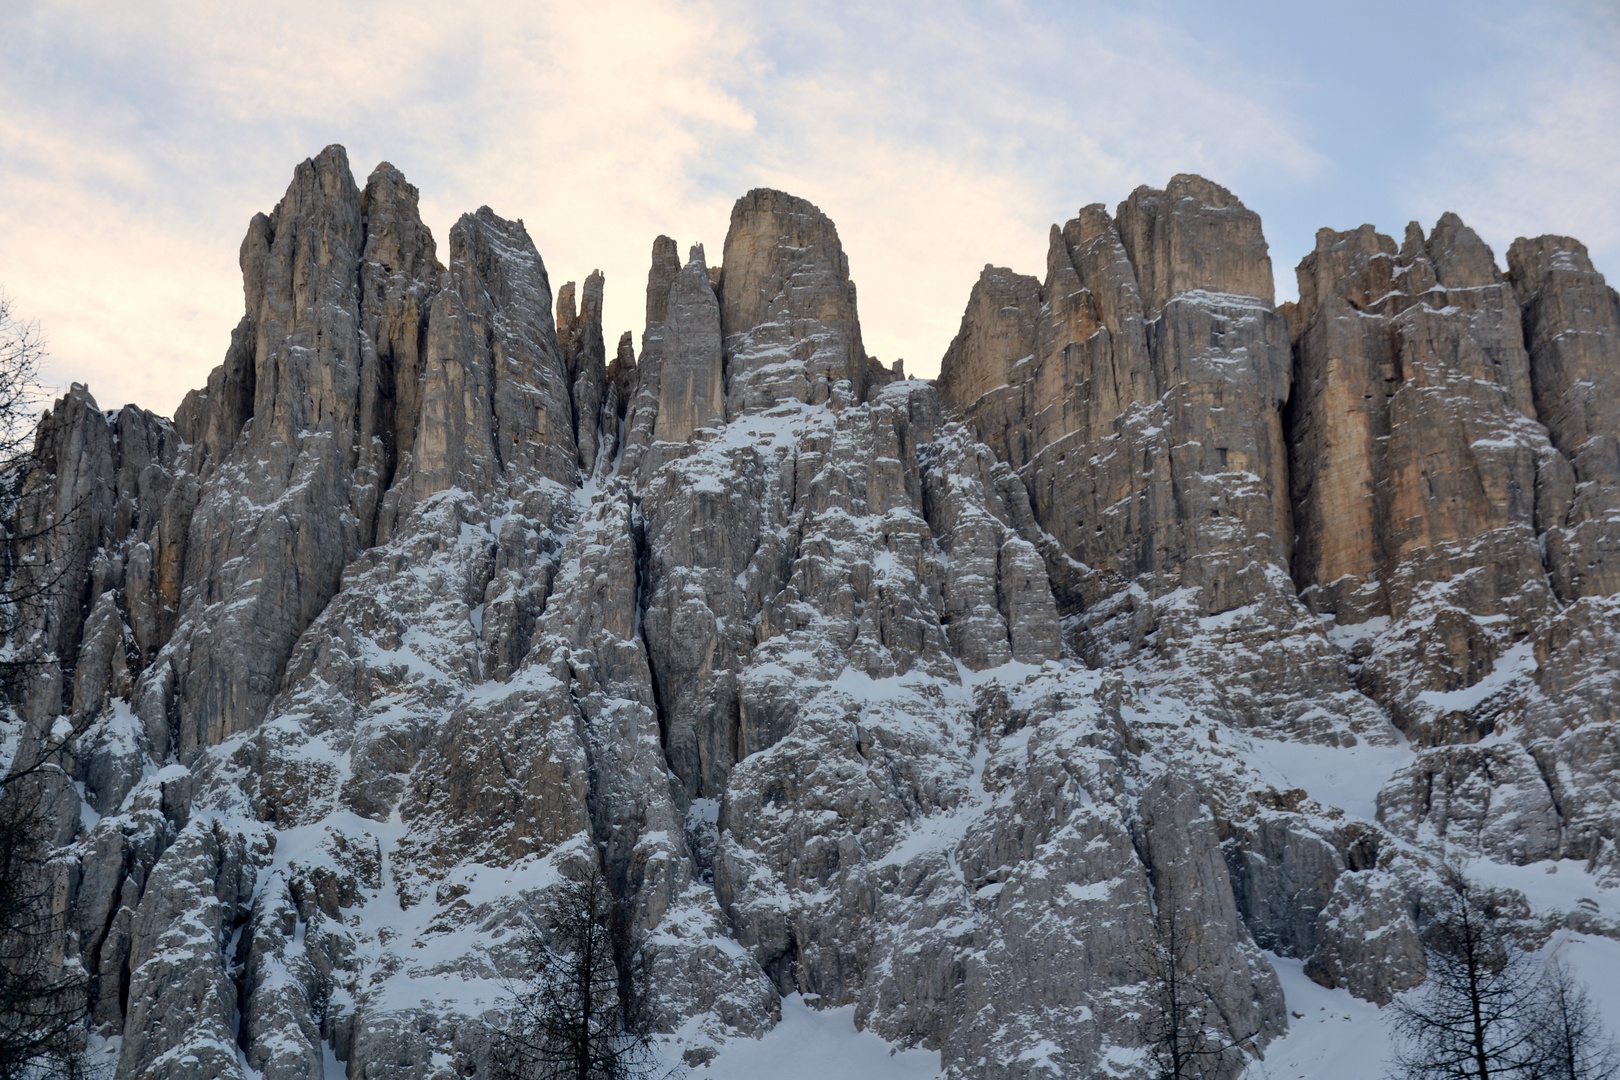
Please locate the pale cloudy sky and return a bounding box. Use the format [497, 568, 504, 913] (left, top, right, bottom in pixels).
[1, 0, 1616, 415]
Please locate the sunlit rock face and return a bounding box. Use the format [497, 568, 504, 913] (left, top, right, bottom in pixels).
[7, 147, 1619, 1080]
[937, 180, 1381, 743]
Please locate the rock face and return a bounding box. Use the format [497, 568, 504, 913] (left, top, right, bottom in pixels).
[1279, 217, 1620, 907]
[652, 246, 725, 444]
[1286, 216, 1556, 741]
[1507, 235, 1620, 602]
[719, 188, 895, 414]
[937, 184, 1378, 741]
[6, 149, 1619, 1080]
[1115, 173, 1277, 316]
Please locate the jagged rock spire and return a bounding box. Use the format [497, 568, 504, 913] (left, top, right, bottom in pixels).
[10, 153, 1620, 1080]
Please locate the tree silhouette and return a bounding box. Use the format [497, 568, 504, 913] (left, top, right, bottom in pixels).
[0, 293, 92, 1079]
[1134, 871, 1258, 1080]
[0, 779, 91, 1079]
[493, 861, 658, 1080]
[1389, 872, 1539, 1080]
[1523, 956, 1619, 1080]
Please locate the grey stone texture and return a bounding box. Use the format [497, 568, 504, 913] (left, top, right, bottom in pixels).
[7, 152, 1619, 1080]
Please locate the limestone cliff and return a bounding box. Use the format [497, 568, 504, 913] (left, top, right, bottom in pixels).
[5, 147, 1618, 1080]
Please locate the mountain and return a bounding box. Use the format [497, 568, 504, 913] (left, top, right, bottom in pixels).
[6, 145, 1619, 1080]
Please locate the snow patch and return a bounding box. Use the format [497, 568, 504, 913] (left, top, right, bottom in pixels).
[1237, 733, 1412, 822]
[1414, 641, 1538, 713]
[676, 993, 942, 1080]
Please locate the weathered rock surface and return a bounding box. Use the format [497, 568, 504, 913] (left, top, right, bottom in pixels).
[1507, 235, 1620, 601]
[1287, 215, 1557, 742]
[937, 189, 1381, 742]
[1116, 173, 1277, 316]
[651, 246, 725, 445]
[1282, 215, 1620, 897]
[6, 151, 1618, 1080]
[719, 188, 895, 414]
[1377, 742, 1562, 864]
[556, 269, 609, 475]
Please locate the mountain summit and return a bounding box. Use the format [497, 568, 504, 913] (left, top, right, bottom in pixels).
[8, 145, 1618, 1079]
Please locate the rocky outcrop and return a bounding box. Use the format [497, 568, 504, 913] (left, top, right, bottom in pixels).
[1282, 215, 1620, 891]
[115, 819, 265, 1080]
[936, 183, 1381, 741]
[556, 269, 609, 475]
[1115, 173, 1277, 316]
[719, 188, 895, 413]
[651, 246, 725, 445]
[1302, 867, 1426, 1005]
[616, 234, 683, 479]
[1507, 235, 1620, 601]
[1377, 743, 1562, 864]
[7, 386, 195, 816]
[920, 429, 1060, 669]
[1287, 215, 1558, 741]
[6, 150, 1619, 1080]
[140, 150, 438, 769]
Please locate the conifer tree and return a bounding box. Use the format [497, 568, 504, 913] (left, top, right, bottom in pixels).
[494, 861, 658, 1080]
[1389, 873, 1539, 1080]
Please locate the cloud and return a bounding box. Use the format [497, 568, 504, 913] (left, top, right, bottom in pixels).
[22, 0, 1609, 417]
[712, 0, 1322, 374]
[1410, 2, 1620, 276]
[0, 0, 759, 414]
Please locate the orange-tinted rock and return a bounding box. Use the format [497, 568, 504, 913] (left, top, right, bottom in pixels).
[719, 188, 871, 412]
[1287, 215, 1561, 740]
[939, 177, 1377, 738]
[1115, 173, 1276, 316]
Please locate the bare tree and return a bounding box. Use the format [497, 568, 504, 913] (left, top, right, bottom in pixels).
[0, 778, 90, 1079]
[1134, 871, 1258, 1080]
[1523, 957, 1619, 1080]
[0, 292, 89, 713]
[0, 293, 48, 688]
[493, 861, 659, 1080]
[1389, 872, 1540, 1080]
[0, 296, 44, 474]
[0, 293, 92, 1078]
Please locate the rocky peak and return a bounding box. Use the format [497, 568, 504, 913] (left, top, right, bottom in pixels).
[10, 150, 1620, 1080]
[360, 162, 440, 280]
[719, 187, 870, 412]
[145, 145, 385, 765]
[652, 245, 725, 445]
[1287, 211, 1565, 740]
[357, 160, 442, 500]
[1294, 224, 1398, 323]
[1507, 233, 1620, 600]
[422, 205, 575, 492]
[933, 264, 1040, 471]
[1115, 172, 1276, 315]
[615, 234, 686, 479]
[243, 144, 367, 450]
[9, 385, 191, 749]
[645, 233, 682, 339]
[557, 270, 609, 473]
[1506, 233, 1602, 299]
[939, 178, 1373, 740]
[1425, 210, 1503, 289]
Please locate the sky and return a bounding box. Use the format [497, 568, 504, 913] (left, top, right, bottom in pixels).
[1, 0, 1616, 416]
